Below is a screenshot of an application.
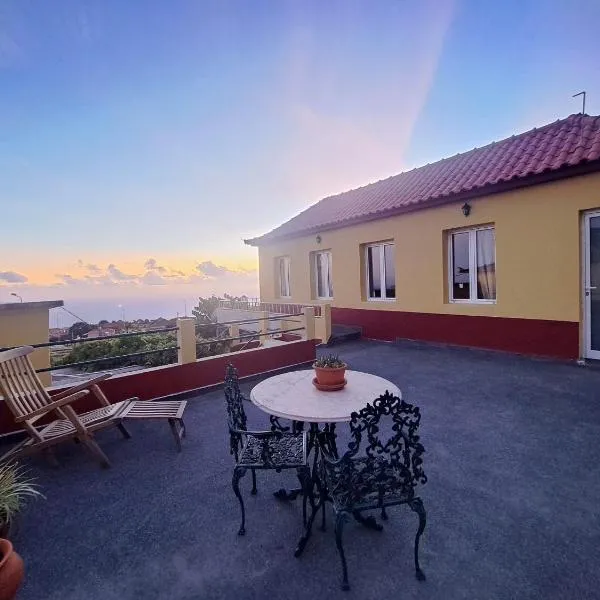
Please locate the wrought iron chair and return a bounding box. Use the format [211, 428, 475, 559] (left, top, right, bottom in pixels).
[315, 391, 427, 591]
[224, 364, 312, 536]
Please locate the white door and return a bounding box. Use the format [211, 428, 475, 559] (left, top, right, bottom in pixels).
[584, 212, 600, 359]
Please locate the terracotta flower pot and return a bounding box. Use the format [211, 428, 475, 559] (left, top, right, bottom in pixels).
[314, 365, 347, 387]
[0, 539, 24, 600]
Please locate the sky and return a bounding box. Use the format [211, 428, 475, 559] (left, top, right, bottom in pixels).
[1, 0, 599, 323]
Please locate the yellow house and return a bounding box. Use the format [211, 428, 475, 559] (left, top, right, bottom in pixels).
[246, 114, 600, 361]
[0, 300, 63, 385]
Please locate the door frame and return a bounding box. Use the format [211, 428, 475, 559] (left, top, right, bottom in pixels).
[583, 211, 600, 360]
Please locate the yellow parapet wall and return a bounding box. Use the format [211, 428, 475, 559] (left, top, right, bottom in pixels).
[0, 301, 63, 387]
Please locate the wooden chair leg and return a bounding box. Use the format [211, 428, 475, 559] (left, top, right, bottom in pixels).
[116, 422, 131, 439]
[81, 436, 111, 468]
[168, 419, 184, 452]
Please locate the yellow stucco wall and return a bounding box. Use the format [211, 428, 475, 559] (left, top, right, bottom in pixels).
[257, 172, 600, 326]
[0, 308, 52, 386]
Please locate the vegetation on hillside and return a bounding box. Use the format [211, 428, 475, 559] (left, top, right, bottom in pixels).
[53, 333, 178, 371]
[53, 294, 251, 371]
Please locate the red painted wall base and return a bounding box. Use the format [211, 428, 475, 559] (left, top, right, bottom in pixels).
[331, 307, 579, 360]
[0, 340, 316, 436]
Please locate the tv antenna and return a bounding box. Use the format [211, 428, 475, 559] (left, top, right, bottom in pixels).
[573, 91, 586, 114]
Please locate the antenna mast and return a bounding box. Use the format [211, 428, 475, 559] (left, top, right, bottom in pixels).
[573, 91, 586, 114]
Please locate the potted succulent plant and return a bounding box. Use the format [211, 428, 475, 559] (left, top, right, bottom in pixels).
[0, 538, 24, 600]
[313, 354, 347, 388]
[0, 462, 40, 600]
[0, 461, 42, 539]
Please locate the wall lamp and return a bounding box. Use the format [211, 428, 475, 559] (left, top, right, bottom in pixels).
[461, 202, 471, 217]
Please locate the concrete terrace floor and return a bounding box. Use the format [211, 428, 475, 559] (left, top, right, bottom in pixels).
[8, 339, 600, 600]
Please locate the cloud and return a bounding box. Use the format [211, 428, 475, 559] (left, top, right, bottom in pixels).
[0, 271, 28, 284]
[77, 260, 102, 274]
[86, 263, 101, 274]
[57, 274, 82, 285]
[144, 258, 167, 274]
[107, 264, 137, 282]
[50, 258, 256, 289]
[195, 261, 232, 278]
[140, 271, 168, 286]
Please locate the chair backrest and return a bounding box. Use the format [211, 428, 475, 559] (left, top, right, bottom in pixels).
[325, 391, 427, 502]
[0, 346, 53, 420]
[224, 364, 247, 459]
[223, 364, 247, 432]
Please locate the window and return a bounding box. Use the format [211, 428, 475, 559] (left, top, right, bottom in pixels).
[449, 226, 496, 302]
[365, 242, 395, 300]
[276, 256, 291, 298]
[313, 250, 333, 299]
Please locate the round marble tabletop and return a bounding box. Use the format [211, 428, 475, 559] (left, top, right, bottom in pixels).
[250, 369, 401, 423]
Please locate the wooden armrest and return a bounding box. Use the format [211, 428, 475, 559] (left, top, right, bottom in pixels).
[16, 390, 90, 423]
[52, 373, 112, 401]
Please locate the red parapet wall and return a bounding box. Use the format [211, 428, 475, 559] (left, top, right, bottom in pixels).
[0, 340, 316, 436]
[331, 307, 579, 360]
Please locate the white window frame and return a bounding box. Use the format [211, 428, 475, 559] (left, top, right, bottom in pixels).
[277, 256, 291, 298]
[313, 250, 333, 300]
[365, 242, 396, 301]
[448, 226, 496, 304]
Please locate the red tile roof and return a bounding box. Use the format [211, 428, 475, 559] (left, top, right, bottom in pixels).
[246, 114, 600, 246]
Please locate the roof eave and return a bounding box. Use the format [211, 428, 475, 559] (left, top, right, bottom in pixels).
[246, 160, 600, 246]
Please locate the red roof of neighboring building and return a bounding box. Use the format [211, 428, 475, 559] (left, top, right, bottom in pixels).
[246, 113, 600, 246]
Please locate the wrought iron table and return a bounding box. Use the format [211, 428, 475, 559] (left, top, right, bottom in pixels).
[250, 369, 401, 425]
[250, 369, 401, 540]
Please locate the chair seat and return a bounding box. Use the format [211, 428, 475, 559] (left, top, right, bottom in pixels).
[36, 400, 131, 441]
[325, 456, 414, 511]
[238, 432, 306, 468]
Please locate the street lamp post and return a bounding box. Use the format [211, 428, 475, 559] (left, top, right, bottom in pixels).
[10, 293, 23, 303]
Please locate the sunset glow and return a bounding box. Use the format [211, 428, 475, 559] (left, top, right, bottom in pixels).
[1, 0, 599, 321]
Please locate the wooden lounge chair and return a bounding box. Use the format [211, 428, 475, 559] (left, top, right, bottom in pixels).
[0, 346, 187, 467]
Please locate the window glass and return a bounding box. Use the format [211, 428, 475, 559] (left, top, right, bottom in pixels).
[314, 251, 333, 298]
[366, 243, 395, 299]
[278, 257, 290, 297]
[316, 254, 324, 297]
[367, 245, 382, 297]
[384, 244, 395, 298]
[476, 229, 496, 300]
[325, 252, 333, 297]
[452, 232, 470, 300]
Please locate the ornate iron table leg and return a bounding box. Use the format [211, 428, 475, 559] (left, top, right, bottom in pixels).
[294, 465, 325, 557]
[325, 423, 339, 458]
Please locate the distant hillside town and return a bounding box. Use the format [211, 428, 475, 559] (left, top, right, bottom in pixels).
[49, 317, 178, 342]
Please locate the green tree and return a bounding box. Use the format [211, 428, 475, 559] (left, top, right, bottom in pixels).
[192, 295, 220, 338]
[69, 322, 93, 339]
[191, 295, 233, 358]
